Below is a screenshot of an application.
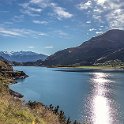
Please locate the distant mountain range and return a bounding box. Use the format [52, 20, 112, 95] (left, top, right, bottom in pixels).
[0, 51, 48, 62]
[43, 29, 124, 66]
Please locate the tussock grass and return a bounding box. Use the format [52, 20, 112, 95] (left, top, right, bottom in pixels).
[0, 78, 61, 124]
[0, 91, 60, 124]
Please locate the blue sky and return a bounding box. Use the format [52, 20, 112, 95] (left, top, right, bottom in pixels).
[0, 0, 124, 55]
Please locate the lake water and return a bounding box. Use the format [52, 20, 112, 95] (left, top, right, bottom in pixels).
[10, 66, 124, 123]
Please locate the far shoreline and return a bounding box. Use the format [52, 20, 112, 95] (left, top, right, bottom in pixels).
[52, 65, 124, 73]
[13, 65, 124, 72]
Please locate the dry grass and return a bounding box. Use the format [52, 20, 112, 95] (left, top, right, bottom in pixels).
[0, 60, 13, 71]
[0, 78, 61, 124]
[0, 93, 61, 124]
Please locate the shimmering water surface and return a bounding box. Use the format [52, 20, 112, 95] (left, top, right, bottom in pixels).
[10, 66, 124, 123]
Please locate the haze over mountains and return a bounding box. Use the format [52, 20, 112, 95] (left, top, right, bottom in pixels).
[43, 29, 124, 66]
[0, 51, 47, 62]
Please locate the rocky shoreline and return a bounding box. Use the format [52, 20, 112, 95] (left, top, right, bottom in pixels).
[9, 89, 24, 98]
[3, 70, 28, 98]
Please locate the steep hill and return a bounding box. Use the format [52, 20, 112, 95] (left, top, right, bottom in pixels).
[43, 29, 124, 66]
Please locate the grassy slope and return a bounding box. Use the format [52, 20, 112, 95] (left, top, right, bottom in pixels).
[0, 59, 62, 124]
[0, 77, 61, 124]
[0, 61, 13, 71]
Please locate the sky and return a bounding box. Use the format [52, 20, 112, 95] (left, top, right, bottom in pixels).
[0, 0, 124, 55]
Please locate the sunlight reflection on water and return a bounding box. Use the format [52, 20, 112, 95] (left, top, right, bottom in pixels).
[84, 72, 120, 124]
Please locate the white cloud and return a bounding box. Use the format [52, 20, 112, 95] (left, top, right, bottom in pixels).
[77, 1, 92, 10]
[30, 0, 48, 8]
[38, 32, 47, 36]
[89, 28, 96, 31]
[0, 27, 22, 36]
[106, 8, 124, 29]
[93, 8, 103, 14]
[20, 2, 42, 16]
[0, 27, 47, 38]
[78, 0, 124, 29]
[50, 3, 73, 20]
[28, 46, 35, 49]
[20, 0, 73, 20]
[95, 0, 107, 5]
[96, 31, 103, 34]
[30, 0, 44, 4]
[44, 46, 53, 49]
[33, 20, 48, 24]
[86, 21, 91, 24]
[92, 14, 102, 22]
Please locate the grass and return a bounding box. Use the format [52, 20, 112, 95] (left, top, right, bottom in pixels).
[76, 65, 115, 69]
[0, 60, 13, 71]
[0, 77, 61, 124]
[0, 99, 36, 124]
[0, 86, 60, 124]
[56, 65, 124, 70]
[76, 65, 124, 69]
[0, 87, 60, 124]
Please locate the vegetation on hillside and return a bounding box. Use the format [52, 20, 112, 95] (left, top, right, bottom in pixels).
[0, 60, 81, 124]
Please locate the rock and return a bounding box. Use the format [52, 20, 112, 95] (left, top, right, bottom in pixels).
[9, 89, 23, 98]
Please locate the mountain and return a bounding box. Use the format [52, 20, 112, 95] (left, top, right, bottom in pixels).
[0, 51, 48, 62]
[43, 29, 124, 66]
[0, 56, 6, 61]
[12, 59, 44, 66]
[96, 48, 124, 63]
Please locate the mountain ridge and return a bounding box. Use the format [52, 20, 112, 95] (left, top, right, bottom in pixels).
[43, 29, 124, 66]
[0, 51, 48, 62]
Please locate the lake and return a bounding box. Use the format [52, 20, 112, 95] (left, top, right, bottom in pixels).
[10, 66, 124, 123]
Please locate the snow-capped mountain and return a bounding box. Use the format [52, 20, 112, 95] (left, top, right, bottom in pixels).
[0, 51, 48, 62]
